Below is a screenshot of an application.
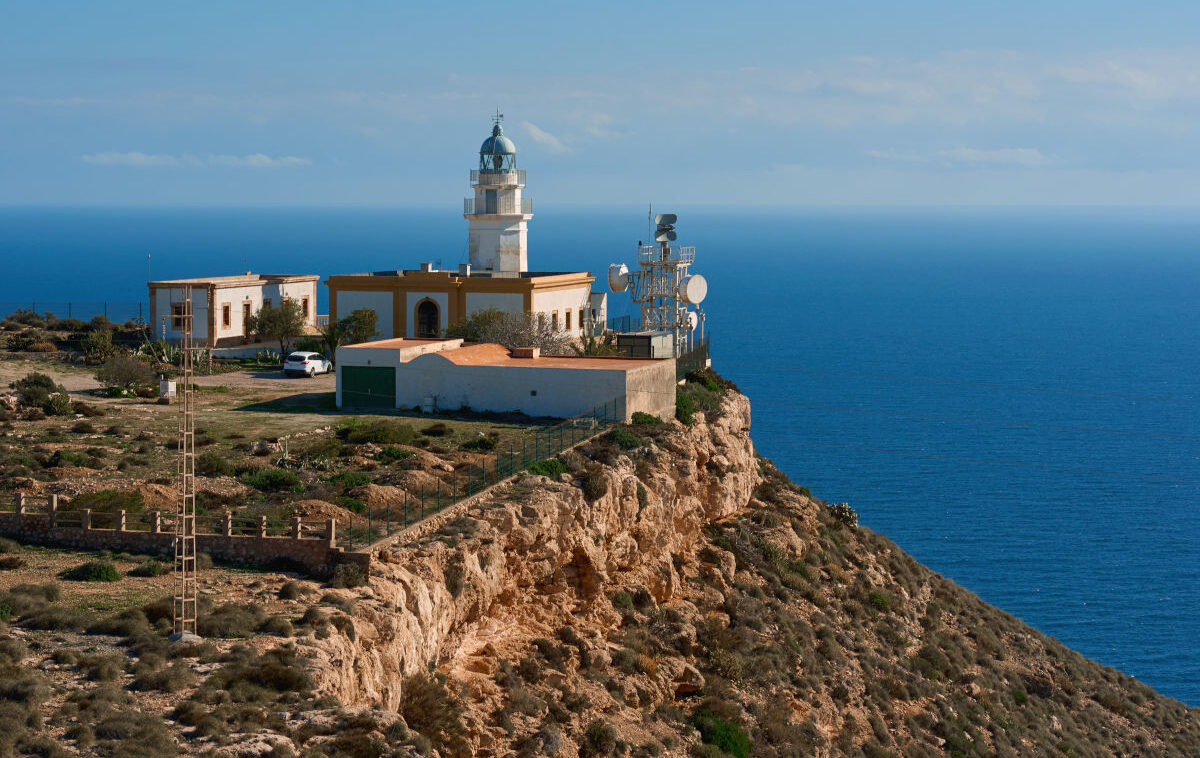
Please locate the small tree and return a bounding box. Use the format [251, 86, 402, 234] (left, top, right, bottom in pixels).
[10, 372, 65, 409]
[572, 330, 620, 357]
[96, 353, 157, 391]
[342, 309, 378, 345]
[446, 307, 572, 354]
[81, 329, 115, 364]
[248, 300, 306, 357]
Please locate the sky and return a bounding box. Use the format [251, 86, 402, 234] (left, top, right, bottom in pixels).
[4, 1, 1200, 206]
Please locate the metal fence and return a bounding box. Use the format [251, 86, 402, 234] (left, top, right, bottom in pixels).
[0, 302, 148, 324]
[341, 395, 627, 549]
[676, 337, 710, 379]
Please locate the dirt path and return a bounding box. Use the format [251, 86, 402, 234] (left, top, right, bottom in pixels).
[0, 358, 100, 393]
[193, 369, 335, 392]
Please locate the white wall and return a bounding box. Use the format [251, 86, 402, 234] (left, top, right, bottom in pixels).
[337, 290, 394, 339]
[464, 291, 523, 318]
[212, 284, 261, 341]
[154, 287, 209, 342]
[531, 285, 592, 335]
[404, 291, 450, 337]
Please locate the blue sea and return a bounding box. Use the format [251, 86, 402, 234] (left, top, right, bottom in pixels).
[2, 205, 1199, 705]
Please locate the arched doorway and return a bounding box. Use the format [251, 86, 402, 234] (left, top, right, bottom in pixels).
[416, 300, 440, 338]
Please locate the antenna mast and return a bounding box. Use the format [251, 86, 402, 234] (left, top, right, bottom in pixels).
[171, 284, 199, 642]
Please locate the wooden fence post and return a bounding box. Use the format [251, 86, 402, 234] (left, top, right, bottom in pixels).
[257, 516, 267, 538]
[222, 510, 233, 537]
[80, 509, 91, 530]
[326, 518, 337, 547]
[47, 494, 57, 528]
[151, 511, 162, 534]
[116, 509, 127, 532]
[291, 516, 302, 540]
[16, 493, 25, 515]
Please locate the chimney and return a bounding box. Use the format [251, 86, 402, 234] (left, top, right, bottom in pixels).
[458, 263, 471, 277]
[419, 262, 434, 272]
[511, 347, 540, 359]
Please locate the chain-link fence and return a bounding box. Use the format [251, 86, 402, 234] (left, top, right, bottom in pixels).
[341, 395, 627, 550]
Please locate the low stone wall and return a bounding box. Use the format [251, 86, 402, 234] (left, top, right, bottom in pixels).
[0, 495, 369, 575]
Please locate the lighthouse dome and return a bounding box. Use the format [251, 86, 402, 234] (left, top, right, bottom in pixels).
[480, 123, 516, 155]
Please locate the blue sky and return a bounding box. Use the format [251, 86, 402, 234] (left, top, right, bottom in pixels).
[4, 1, 1200, 205]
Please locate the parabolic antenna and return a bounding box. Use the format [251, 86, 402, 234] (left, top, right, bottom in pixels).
[608, 263, 630, 292]
[688, 311, 699, 331]
[678, 274, 708, 304]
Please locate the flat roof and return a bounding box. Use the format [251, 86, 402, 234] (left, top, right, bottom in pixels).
[330, 270, 584, 278]
[149, 274, 319, 287]
[432, 343, 666, 371]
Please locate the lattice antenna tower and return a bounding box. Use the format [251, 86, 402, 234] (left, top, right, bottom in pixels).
[608, 211, 707, 356]
[171, 284, 199, 642]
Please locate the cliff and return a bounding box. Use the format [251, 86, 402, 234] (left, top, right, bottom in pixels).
[297, 381, 1200, 757]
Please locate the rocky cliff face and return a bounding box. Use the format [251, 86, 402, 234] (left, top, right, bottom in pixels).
[302, 392, 756, 713]
[299, 386, 1200, 758]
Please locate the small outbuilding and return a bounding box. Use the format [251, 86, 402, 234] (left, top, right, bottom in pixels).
[335, 338, 676, 422]
[148, 273, 320, 348]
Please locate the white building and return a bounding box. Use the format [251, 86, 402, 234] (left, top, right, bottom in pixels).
[335, 337, 676, 421]
[148, 273, 319, 347]
[326, 116, 606, 340]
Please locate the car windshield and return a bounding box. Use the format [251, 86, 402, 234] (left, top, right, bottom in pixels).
[286, 354, 307, 361]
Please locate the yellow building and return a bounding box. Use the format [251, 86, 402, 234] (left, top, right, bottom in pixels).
[326, 117, 606, 339]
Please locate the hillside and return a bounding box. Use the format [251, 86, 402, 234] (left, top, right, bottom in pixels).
[0, 370, 1196, 756]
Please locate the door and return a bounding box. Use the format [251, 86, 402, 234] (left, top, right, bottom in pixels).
[341, 366, 395, 409]
[416, 300, 440, 338]
[242, 303, 252, 338]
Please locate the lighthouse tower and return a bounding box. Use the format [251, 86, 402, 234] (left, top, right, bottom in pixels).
[465, 115, 532, 274]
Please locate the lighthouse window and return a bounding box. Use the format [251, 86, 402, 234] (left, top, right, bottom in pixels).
[484, 189, 498, 214]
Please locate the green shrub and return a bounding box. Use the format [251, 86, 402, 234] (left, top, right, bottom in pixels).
[828, 502, 858, 528]
[339, 496, 367, 514]
[636, 483, 648, 510]
[692, 706, 751, 758]
[198, 603, 267, 638]
[582, 469, 608, 502]
[377, 446, 413, 463]
[611, 591, 633, 610]
[420, 422, 449, 437]
[330, 563, 368, 589]
[400, 672, 468, 756]
[278, 581, 304, 600]
[675, 392, 696, 425]
[461, 435, 498, 451]
[581, 720, 618, 757]
[686, 368, 721, 392]
[196, 451, 235, 477]
[610, 428, 643, 450]
[62, 560, 121, 582]
[527, 458, 568, 478]
[72, 489, 145, 513]
[0, 555, 26, 570]
[867, 590, 893, 613]
[240, 468, 302, 493]
[630, 412, 662, 425]
[0, 538, 21, 553]
[329, 471, 371, 489]
[340, 419, 415, 445]
[48, 449, 90, 468]
[46, 392, 73, 416]
[9, 372, 65, 409]
[128, 560, 164, 577]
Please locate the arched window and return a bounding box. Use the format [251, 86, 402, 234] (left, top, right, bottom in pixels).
[416, 300, 440, 338]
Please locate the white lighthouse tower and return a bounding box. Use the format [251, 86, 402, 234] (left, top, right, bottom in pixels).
[464, 114, 533, 274]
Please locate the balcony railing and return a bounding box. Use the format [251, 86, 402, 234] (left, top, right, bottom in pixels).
[464, 197, 533, 215]
[470, 169, 526, 186]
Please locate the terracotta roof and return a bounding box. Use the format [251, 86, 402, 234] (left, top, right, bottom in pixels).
[341, 338, 458, 350]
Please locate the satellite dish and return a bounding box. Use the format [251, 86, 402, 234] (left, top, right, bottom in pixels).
[654, 213, 677, 226]
[678, 274, 708, 304]
[687, 311, 699, 331]
[608, 263, 630, 292]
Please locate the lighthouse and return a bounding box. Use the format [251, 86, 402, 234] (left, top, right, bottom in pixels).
[464, 115, 532, 274]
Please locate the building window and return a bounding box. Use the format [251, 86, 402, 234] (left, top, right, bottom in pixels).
[537, 312, 546, 331]
[301, 297, 310, 318]
[221, 304, 231, 328]
[242, 303, 252, 336]
[565, 310, 572, 331]
[551, 311, 559, 332]
[171, 302, 185, 329]
[579, 308, 585, 331]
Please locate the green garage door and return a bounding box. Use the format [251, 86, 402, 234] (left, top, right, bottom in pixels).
[341, 366, 395, 409]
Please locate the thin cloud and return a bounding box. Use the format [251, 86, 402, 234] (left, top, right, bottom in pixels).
[521, 121, 569, 153]
[867, 147, 1053, 167]
[81, 152, 311, 168]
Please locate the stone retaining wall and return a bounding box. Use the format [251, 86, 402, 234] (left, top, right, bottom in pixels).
[0, 495, 369, 575]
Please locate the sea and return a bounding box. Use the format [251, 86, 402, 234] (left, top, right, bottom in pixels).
[1, 205, 1198, 705]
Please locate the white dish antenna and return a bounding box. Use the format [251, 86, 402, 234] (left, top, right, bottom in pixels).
[688, 311, 699, 331]
[678, 274, 707, 304]
[608, 263, 630, 292]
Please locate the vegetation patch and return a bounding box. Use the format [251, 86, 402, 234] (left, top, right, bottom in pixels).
[61, 560, 121, 582]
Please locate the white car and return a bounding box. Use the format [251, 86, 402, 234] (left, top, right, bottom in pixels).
[283, 351, 332, 377]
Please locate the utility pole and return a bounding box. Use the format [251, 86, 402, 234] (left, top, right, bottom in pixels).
[171, 284, 200, 643]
